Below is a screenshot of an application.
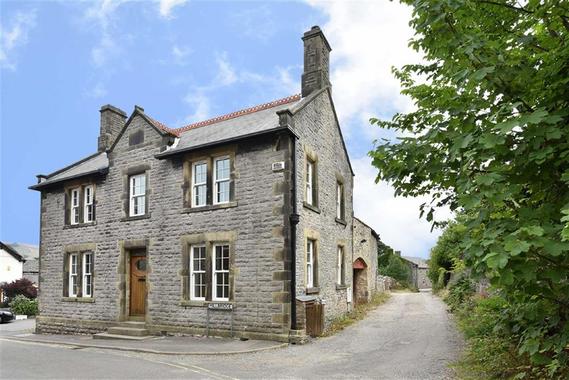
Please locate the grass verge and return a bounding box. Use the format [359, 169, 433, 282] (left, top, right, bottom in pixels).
[321, 292, 391, 337]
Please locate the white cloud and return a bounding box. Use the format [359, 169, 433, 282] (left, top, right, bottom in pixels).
[213, 53, 238, 87]
[305, 0, 420, 134]
[83, 0, 126, 68]
[231, 6, 276, 42]
[181, 92, 211, 123]
[158, 0, 188, 19]
[352, 157, 452, 258]
[305, 1, 449, 258]
[171, 44, 192, 65]
[85, 82, 108, 98]
[0, 9, 37, 70]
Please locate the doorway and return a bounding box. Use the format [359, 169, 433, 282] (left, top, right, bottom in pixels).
[129, 250, 147, 318]
[353, 258, 368, 306]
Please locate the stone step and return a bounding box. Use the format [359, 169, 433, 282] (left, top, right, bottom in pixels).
[107, 326, 149, 336]
[93, 332, 153, 341]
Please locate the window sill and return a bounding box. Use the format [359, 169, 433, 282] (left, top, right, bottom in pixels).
[335, 218, 347, 226]
[121, 213, 151, 222]
[182, 201, 238, 214]
[303, 202, 321, 214]
[61, 297, 95, 303]
[64, 222, 97, 229]
[336, 284, 348, 291]
[306, 287, 320, 295]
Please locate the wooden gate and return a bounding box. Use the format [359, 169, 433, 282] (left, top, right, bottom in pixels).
[305, 301, 324, 337]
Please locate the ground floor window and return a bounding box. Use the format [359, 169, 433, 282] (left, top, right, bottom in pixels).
[306, 239, 317, 288]
[65, 251, 94, 298]
[337, 246, 345, 286]
[185, 243, 231, 302]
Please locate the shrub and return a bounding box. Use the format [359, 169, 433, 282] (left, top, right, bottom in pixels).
[2, 278, 37, 300]
[9, 295, 38, 316]
[378, 253, 411, 286]
[444, 276, 475, 312]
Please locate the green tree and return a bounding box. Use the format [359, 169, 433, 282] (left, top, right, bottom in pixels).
[370, 0, 569, 375]
[428, 220, 467, 290]
[379, 253, 411, 285]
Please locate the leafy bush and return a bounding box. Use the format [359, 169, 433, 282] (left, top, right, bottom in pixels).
[2, 278, 37, 300]
[444, 276, 475, 312]
[378, 253, 411, 286]
[9, 295, 38, 316]
[428, 221, 466, 290]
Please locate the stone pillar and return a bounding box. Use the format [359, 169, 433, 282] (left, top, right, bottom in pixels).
[301, 26, 332, 98]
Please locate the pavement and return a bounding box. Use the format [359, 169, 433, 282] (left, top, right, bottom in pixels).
[1, 291, 463, 379]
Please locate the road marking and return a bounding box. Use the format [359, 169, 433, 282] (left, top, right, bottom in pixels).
[0, 337, 76, 350]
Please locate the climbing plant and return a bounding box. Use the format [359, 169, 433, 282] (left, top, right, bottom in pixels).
[370, 0, 569, 375]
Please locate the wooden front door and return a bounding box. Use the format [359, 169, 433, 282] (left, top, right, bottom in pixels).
[129, 253, 147, 316]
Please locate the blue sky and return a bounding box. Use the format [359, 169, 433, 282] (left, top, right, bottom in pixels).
[0, 0, 447, 258]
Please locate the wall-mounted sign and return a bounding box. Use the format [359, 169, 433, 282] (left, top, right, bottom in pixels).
[272, 161, 285, 172]
[208, 303, 233, 311]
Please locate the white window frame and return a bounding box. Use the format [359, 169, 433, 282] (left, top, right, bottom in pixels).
[306, 161, 314, 205]
[212, 244, 230, 301]
[190, 245, 206, 301]
[191, 161, 208, 207]
[70, 188, 80, 225]
[82, 252, 93, 298]
[213, 157, 231, 205]
[306, 239, 315, 288]
[337, 246, 344, 285]
[84, 185, 94, 223]
[129, 174, 146, 217]
[69, 253, 79, 297]
[336, 182, 343, 219]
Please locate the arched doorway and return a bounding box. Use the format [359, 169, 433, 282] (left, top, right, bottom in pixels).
[353, 258, 368, 305]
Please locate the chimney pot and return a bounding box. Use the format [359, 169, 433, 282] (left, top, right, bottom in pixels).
[301, 25, 331, 97]
[98, 104, 127, 152]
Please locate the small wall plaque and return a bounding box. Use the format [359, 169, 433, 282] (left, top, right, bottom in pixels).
[272, 161, 285, 172]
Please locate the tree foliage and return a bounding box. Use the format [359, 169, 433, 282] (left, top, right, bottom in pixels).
[378, 252, 411, 285]
[428, 221, 467, 290]
[1, 278, 37, 300]
[370, 0, 569, 375]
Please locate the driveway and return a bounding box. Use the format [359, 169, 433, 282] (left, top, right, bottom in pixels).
[1, 292, 462, 379]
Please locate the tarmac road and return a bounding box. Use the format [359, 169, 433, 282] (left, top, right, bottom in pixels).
[0, 291, 462, 379]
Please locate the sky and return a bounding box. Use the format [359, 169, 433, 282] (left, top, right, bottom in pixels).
[0, 0, 450, 258]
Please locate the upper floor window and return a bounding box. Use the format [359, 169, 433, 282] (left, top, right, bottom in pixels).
[129, 174, 146, 217]
[186, 154, 234, 209]
[336, 182, 345, 220]
[84, 186, 94, 223]
[214, 157, 230, 204]
[71, 188, 80, 225]
[305, 159, 317, 207]
[66, 185, 95, 226]
[192, 162, 207, 207]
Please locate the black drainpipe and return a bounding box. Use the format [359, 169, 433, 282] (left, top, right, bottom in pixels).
[289, 134, 299, 330]
[278, 110, 299, 331]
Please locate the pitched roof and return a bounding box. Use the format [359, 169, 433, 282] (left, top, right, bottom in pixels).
[30, 95, 301, 189]
[0, 241, 25, 262]
[402, 256, 429, 269]
[7, 243, 39, 260]
[161, 95, 301, 156]
[29, 152, 108, 190]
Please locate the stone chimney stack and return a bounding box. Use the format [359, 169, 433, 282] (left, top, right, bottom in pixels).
[301, 26, 332, 98]
[98, 104, 127, 152]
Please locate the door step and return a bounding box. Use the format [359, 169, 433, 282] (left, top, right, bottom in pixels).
[93, 332, 152, 341]
[93, 321, 152, 340]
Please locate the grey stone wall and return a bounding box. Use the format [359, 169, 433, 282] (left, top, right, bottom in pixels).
[292, 88, 354, 326]
[38, 114, 292, 340]
[352, 218, 379, 301]
[417, 268, 432, 289]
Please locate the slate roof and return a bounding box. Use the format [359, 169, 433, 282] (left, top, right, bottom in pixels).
[30, 152, 108, 190]
[31, 95, 302, 190]
[0, 241, 24, 262]
[402, 256, 429, 269]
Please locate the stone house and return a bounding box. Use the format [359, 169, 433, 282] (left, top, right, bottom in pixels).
[30, 26, 377, 342]
[352, 218, 379, 304]
[402, 256, 432, 289]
